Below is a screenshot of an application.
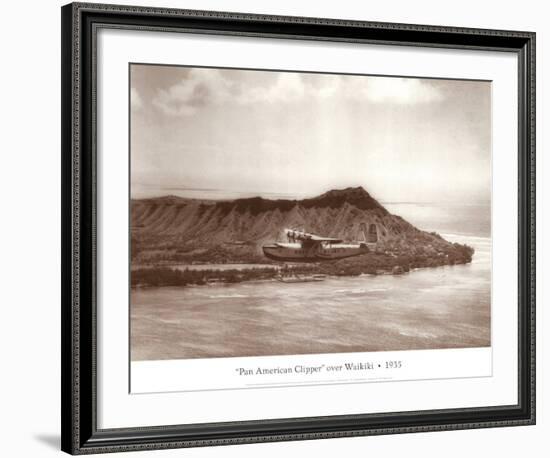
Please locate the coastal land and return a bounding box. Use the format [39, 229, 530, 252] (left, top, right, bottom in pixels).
[130, 187, 474, 288]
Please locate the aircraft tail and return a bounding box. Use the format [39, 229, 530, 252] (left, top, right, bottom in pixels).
[360, 223, 368, 242]
[360, 223, 378, 243]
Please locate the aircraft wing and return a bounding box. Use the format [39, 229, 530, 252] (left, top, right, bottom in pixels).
[309, 234, 343, 243]
[285, 229, 343, 244]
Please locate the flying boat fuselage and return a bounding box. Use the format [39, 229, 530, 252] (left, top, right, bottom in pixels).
[262, 229, 371, 263]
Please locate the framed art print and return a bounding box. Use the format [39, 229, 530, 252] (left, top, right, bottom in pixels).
[61, 2, 535, 454]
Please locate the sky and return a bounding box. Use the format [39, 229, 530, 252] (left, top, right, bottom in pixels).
[130, 64, 491, 203]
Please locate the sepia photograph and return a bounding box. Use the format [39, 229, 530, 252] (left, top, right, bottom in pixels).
[129, 63, 491, 362]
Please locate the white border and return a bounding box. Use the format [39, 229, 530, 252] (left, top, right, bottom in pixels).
[131, 347, 492, 393]
[97, 28, 518, 429]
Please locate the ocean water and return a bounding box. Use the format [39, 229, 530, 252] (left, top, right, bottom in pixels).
[383, 202, 491, 238]
[131, 203, 491, 361]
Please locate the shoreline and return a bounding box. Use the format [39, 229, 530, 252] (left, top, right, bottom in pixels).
[131, 251, 474, 289]
[131, 232, 483, 289]
[130, 262, 473, 291]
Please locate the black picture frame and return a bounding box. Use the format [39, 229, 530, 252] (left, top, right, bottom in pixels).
[61, 2, 536, 454]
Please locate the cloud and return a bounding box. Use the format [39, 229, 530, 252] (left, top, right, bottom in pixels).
[131, 88, 143, 110]
[152, 69, 235, 116]
[150, 69, 444, 117]
[362, 78, 443, 104]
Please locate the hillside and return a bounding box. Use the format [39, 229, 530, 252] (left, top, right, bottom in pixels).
[130, 187, 474, 272]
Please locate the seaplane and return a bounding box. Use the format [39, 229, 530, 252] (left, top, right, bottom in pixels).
[262, 227, 374, 263]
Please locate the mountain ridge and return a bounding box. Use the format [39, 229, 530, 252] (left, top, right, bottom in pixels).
[132, 186, 386, 213]
[130, 187, 473, 269]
